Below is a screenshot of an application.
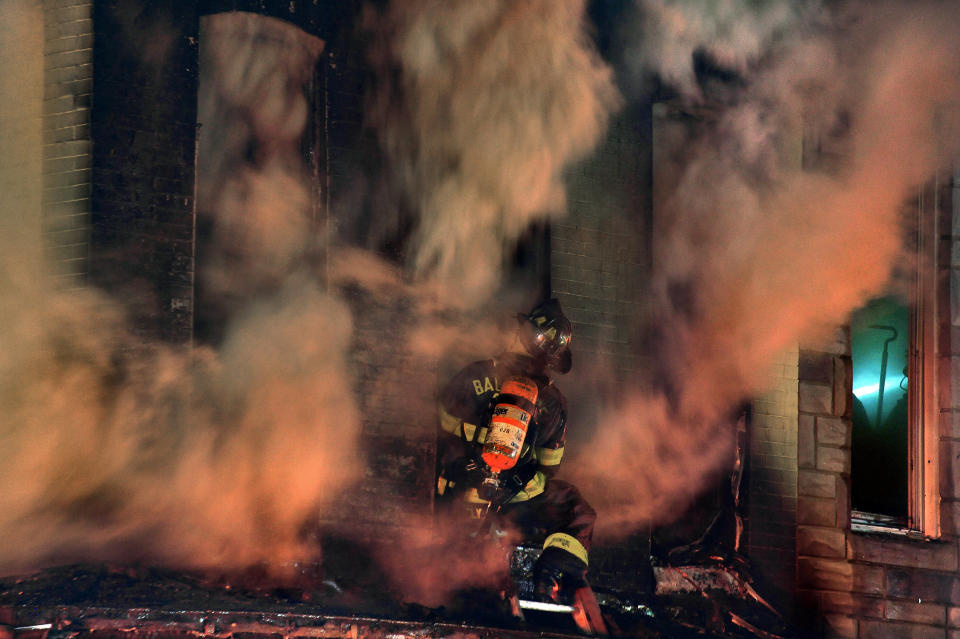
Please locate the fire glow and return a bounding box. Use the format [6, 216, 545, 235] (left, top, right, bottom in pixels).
[1, 0, 960, 612]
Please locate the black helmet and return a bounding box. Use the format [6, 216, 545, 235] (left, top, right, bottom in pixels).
[518, 298, 573, 374]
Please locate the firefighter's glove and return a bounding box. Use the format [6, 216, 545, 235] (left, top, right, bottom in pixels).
[533, 546, 588, 604]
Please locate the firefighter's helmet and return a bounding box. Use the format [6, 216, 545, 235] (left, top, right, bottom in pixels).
[518, 298, 573, 374]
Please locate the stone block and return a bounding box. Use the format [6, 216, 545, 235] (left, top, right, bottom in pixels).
[940, 442, 960, 500]
[851, 564, 886, 596]
[817, 416, 850, 447]
[823, 614, 856, 639]
[950, 606, 960, 628]
[886, 568, 957, 604]
[800, 350, 834, 383]
[848, 534, 959, 572]
[836, 476, 851, 529]
[799, 414, 816, 469]
[798, 526, 846, 558]
[797, 557, 852, 591]
[943, 501, 960, 539]
[800, 381, 833, 414]
[885, 600, 947, 626]
[799, 470, 837, 498]
[817, 446, 850, 474]
[859, 620, 944, 639]
[833, 355, 851, 418]
[799, 496, 837, 527]
[819, 591, 884, 617]
[814, 326, 850, 356]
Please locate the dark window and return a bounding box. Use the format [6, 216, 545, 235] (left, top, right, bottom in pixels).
[850, 295, 909, 520]
[849, 179, 941, 535]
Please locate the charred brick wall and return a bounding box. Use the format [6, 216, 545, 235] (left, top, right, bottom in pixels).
[795, 175, 960, 639]
[318, 5, 438, 532]
[43, 0, 94, 283]
[88, 1, 199, 343]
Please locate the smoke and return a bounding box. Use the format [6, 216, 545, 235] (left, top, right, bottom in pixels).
[0, 0, 620, 602]
[349, 0, 627, 602]
[0, 12, 362, 576]
[570, 0, 960, 532]
[367, 512, 522, 607]
[11, 0, 958, 610]
[624, 0, 818, 100]
[367, 0, 620, 304]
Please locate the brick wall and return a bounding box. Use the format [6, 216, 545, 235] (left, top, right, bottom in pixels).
[548, 101, 654, 592]
[42, 0, 94, 284]
[745, 346, 800, 613]
[89, 0, 199, 343]
[318, 6, 438, 531]
[552, 101, 652, 385]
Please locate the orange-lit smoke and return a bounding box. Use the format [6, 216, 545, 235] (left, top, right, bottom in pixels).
[571, 0, 960, 533]
[0, 11, 361, 576]
[369, 512, 523, 608]
[0, 0, 620, 604]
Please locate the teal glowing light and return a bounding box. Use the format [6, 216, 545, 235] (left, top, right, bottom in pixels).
[850, 295, 908, 428]
[852, 380, 904, 400]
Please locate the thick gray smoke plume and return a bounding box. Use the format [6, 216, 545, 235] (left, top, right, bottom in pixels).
[12, 0, 958, 609]
[625, 0, 817, 100]
[368, 0, 620, 303]
[0, 0, 619, 602]
[355, 0, 623, 601]
[0, 12, 361, 575]
[572, 0, 960, 532]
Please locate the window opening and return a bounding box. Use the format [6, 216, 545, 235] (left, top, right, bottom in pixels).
[850, 295, 909, 521]
[848, 178, 941, 536]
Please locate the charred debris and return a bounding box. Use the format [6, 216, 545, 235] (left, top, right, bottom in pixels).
[0, 553, 792, 639]
[0, 430, 795, 639]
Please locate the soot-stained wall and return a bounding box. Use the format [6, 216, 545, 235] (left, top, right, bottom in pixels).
[89, 1, 199, 343]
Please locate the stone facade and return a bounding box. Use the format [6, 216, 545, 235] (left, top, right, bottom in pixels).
[795, 175, 960, 639]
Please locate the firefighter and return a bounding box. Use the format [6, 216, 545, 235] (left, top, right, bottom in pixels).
[436, 298, 596, 604]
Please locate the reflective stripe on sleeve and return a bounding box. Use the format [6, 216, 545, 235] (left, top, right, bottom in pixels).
[508, 470, 546, 502]
[439, 407, 481, 442]
[439, 407, 462, 436]
[543, 532, 589, 566]
[535, 446, 564, 466]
